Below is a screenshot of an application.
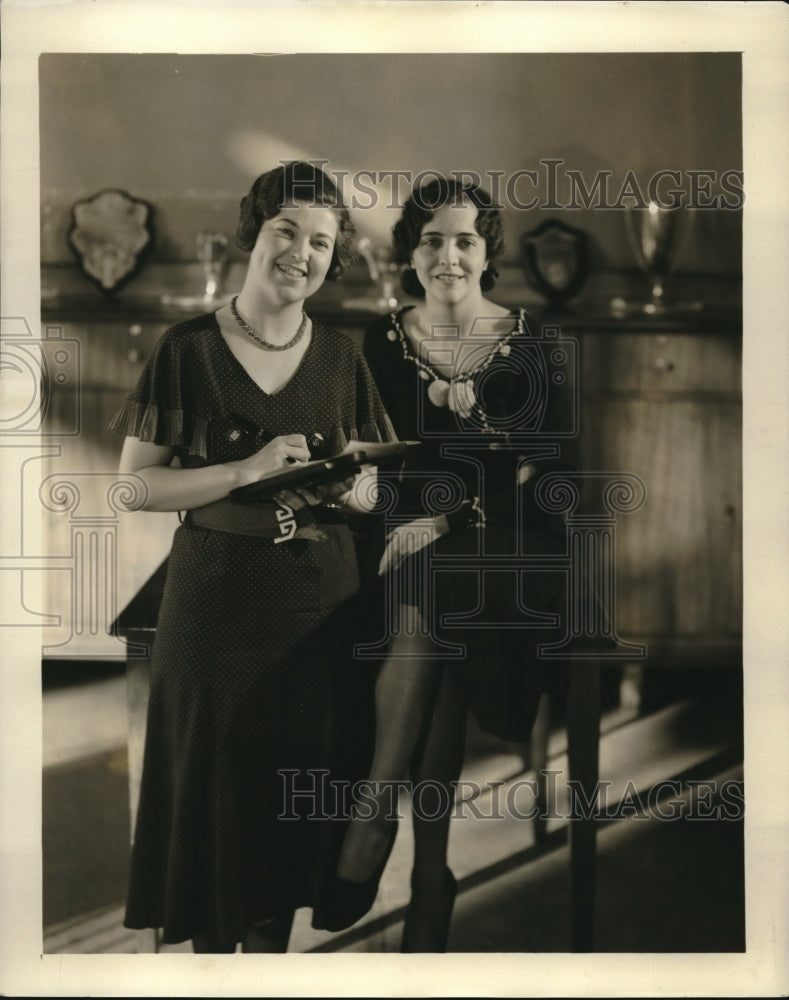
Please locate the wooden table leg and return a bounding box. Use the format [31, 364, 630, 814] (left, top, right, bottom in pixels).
[529, 692, 552, 844]
[124, 629, 160, 954]
[566, 658, 601, 952]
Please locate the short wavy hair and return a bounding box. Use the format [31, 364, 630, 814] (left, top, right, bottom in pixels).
[236, 161, 356, 281]
[392, 177, 505, 297]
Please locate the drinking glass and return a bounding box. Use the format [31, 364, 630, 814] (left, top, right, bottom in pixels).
[624, 201, 692, 315]
[342, 237, 399, 313]
[196, 231, 229, 303]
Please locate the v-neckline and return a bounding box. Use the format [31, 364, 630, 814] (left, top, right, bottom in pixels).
[394, 306, 522, 382]
[211, 311, 317, 399]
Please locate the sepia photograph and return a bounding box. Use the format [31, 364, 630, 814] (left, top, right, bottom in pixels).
[1, 2, 787, 997]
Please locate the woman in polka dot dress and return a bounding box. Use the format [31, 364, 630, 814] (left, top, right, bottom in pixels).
[336, 177, 571, 951]
[111, 162, 395, 952]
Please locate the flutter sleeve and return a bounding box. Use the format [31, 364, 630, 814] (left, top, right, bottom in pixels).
[352, 348, 398, 446]
[108, 325, 210, 460]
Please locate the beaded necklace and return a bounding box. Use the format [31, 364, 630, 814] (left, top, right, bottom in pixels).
[230, 296, 308, 352]
[386, 307, 524, 429]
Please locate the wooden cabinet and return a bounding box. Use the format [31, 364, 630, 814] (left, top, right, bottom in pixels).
[43, 319, 163, 459]
[40, 317, 180, 659]
[39, 271, 742, 671]
[578, 329, 742, 669]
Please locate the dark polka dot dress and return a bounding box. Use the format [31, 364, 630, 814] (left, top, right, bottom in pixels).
[110, 313, 396, 946]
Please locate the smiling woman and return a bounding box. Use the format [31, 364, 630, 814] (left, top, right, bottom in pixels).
[337, 176, 571, 952]
[109, 161, 396, 953]
[221, 203, 346, 394]
[410, 204, 490, 302]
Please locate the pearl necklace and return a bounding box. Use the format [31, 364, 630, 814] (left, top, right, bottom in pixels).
[230, 296, 308, 352]
[387, 308, 524, 425]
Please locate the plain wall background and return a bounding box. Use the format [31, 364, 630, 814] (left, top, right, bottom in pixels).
[39, 52, 742, 277]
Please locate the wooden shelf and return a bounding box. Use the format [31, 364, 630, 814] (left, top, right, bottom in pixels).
[41, 264, 742, 336]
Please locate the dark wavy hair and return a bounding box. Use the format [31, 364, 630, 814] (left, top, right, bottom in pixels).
[236, 161, 356, 281]
[392, 177, 505, 297]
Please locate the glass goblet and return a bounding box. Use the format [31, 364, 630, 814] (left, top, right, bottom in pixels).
[342, 237, 399, 313]
[196, 231, 229, 303]
[624, 201, 692, 315]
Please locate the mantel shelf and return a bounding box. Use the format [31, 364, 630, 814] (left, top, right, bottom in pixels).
[40, 264, 742, 336]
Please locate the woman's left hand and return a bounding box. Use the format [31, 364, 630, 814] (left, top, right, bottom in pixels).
[273, 474, 357, 511]
[377, 517, 445, 576]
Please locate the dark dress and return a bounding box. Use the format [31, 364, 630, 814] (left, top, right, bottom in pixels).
[363, 307, 572, 742]
[110, 312, 396, 946]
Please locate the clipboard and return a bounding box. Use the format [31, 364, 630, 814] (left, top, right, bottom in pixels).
[229, 440, 420, 502]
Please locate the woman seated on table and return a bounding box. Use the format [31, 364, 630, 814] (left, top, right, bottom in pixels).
[337, 176, 569, 952]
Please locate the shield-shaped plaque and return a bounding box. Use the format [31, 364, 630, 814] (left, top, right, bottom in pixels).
[68, 189, 153, 294]
[521, 219, 589, 311]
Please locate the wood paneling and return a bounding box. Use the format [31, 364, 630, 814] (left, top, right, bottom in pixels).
[580, 330, 742, 663]
[39, 303, 743, 668]
[41, 321, 179, 658]
[582, 331, 741, 395]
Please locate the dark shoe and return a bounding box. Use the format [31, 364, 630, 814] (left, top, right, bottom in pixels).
[241, 914, 293, 953]
[401, 866, 457, 953]
[325, 821, 398, 932]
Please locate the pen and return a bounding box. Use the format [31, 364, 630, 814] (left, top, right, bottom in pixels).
[229, 414, 324, 462]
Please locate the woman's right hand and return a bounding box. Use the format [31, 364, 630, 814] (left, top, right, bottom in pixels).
[118, 433, 313, 513]
[377, 516, 446, 576]
[231, 434, 311, 487]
